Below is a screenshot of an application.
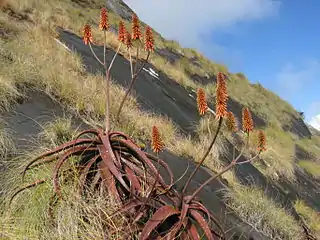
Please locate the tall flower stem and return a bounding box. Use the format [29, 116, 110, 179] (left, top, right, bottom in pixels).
[186, 150, 260, 204]
[134, 45, 140, 74]
[103, 30, 106, 65]
[88, 43, 104, 66]
[182, 117, 223, 195]
[129, 49, 133, 78]
[104, 43, 121, 134]
[115, 51, 150, 121]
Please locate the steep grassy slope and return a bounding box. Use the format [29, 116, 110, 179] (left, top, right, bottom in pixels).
[1, 0, 319, 239]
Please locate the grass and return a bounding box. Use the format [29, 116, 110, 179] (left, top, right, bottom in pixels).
[0, 119, 15, 162]
[1, 118, 131, 239]
[294, 199, 320, 239]
[0, 0, 317, 239]
[225, 184, 304, 240]
[297, 135, 320, 159]
[297, 160, 320, 179]
[250, 125, 296, 181]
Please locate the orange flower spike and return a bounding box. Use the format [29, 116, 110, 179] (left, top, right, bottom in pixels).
[83, 24, 93, 45]
[99, 8, 109, 31]
[125, 30, 133, 49]
[215, 72, 228, 119]
[257, 130, 267, 152]
[226, 111, 238, 132]
[151, 126, 165, 153]
[216, 72, 228, 101]
[145, 26, 154, 52]
[196, 88, 208, 116]
[118, 20, 126, 43]
[132, 13, 142, 41]
[242, 107, 254, 134]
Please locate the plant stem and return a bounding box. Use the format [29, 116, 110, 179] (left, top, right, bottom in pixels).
[104, 44, 121, 134]
[129, 49, 133, 79]
[146, 152, 160, 200]
[182, 117, 223, 195]
[187, 150, 260, 204]
[108, 44, 122, 73]
[103, 30, 106, 65]
[115, 51, 150, 121]
[134, 44, 140, 74]
[89, 43, 104, 66]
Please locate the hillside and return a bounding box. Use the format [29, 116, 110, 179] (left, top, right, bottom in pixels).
[0, 0, 320, 239]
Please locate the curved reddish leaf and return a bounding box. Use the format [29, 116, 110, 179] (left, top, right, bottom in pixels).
[74, 129, 100, 139]
[9, 179, 47, 205]
[188, 223, 200, 240]
[78, 155, 100, 195]
[165, 201, 190, 238]
[97, 142, 130, 192]
[112, 150, 122, 169]
[140, 205, 180, 240]
[109, 131, 130, 140]
[53, 146, 97, 198]
[146, 153, 174, 186]
[22, 138, 99, 179]
[189, 209, 214, 240]
[118, 139, 167, 188]
[124, 165, 142, 192]
[98, 161, 120, 201]
[190, 201, 225, 239]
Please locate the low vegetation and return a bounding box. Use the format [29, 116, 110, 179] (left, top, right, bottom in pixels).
[0, 0, 317, 239]
[294, 199, 320, 239]
[297, 160, 320, 179]
[225, 184, 304, 240]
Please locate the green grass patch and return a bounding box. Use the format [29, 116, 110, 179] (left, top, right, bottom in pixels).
[297, 160, 320, 179]
[296, 136, 320, 159]
[294, 199, 320, 239]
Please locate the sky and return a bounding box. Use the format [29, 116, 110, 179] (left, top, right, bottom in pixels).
[123, 0, 320, 130]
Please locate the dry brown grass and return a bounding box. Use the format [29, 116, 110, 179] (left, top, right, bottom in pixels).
[247, 126, 296, 181]
[294, 199, 320, 239]
[225, 184, 304, 240]
[0, 118, 133, 239]
[0, 1, 314, 239]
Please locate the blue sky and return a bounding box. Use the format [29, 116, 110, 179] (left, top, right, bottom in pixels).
[124, 0, 320, 129]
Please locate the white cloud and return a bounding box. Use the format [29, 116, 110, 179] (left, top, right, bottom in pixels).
[309, 114, 320, 131]
[306, 102, 320, 129]
[123, 0, 280, 47]
[275, 62, 320, 96]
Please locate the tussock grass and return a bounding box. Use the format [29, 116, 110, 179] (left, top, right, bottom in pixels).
[0, 119, 15, 162]
[297, 160, 320, 179]
[248, 126, 296, 181]
[297, 135, 320, 159]
[1, 118, 131, 239]
[225, 184, 304, 240]
[294, 199, 320, 239]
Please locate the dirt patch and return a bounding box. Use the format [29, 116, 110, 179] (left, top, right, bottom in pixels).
[106, 0, 135, 21]
[2, 6, 33, 23]
[283, 114, 312, 139]
[210, 97, 267, 128]
[70, 0, 104, 9]
[155, 48, 183, 64]
[189, 73, 215, 85]
[295, 144, 315, 161]
[188, 56, 202, 67]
